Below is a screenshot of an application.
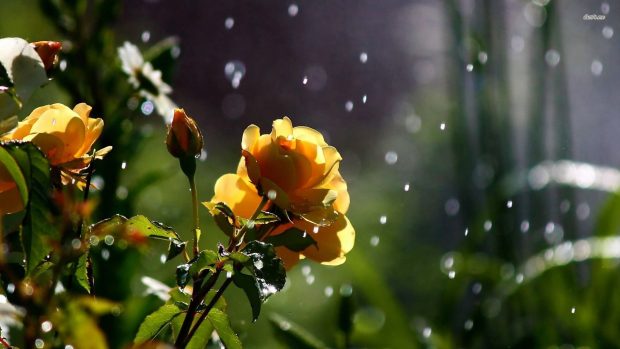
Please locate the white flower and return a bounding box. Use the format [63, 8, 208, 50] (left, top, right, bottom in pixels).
[118, 41, 177, 123]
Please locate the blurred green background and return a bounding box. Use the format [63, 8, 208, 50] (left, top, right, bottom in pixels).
[2, 0, 620, 348]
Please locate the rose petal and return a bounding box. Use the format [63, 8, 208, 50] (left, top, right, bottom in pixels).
[211, 173, 262, 219]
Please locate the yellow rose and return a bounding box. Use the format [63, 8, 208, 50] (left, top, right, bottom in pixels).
[2, 103, 104, 167]
[239, 117, 348, 225]
[0, 164, 24, 214]
[207, 117, 355, 269]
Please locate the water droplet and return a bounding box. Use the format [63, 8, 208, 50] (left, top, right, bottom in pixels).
[104, 235, 115, 245]
[302, 65, 327, 91]
[225, 17, 235, 29]
[444, 198, 460, 216]
[345, 100, 354, 112]
[359, 52, 368, 63]
[116, 185, 129, 200]
[602, 25, 614, 39]
[466, 64, 474, 72]
[141, 30, 151, 42]
[51, 118, 57, 126]
[520, 220, 530, 233]
[545, 49, 560, 67]
[506, 200, 513, 208]
[464, 319, 474, 330]
[267, 189, 277, 200]
[464, 228, 469, 236]
[91, 176, 105, 190]
[379, 215, 387, 224]
[59, 59, 67, 71]
[254, 260, 264, 270]
[362, 94, 367, 103]
[544, 222, 564, 244]
[405, 114, 422, 133]
[422, 327, 432, 338]
[384, 151, 398, 165]
[571, 306, 576, 314]
[560, 199, 571, 213]
[6, 283, 15, 293]
[523, 2, 547, 27]
[601, 2, 610, 14]
[199, 149, 208, 161]
[121, 161, 127, 170]
[288, 3, 299, 16]
[301, 265, 311, 276]
[65, 346, 75, 349]
[171, 46, 181, 58]
[483, 220, 492, 232]
[440, 122, 446, 130]
[370, 235, 380, 246]
[324, 286, 334, 297]
[404, 182, 410, 192]
[41, 321, 53, 332]
[160, 254, 167, 263]
[89, 236, 100, 246]
[35, 339, 45, 349]
[448, 270, 456, 279]
[279, 321, 292, 331]
[71, 239, 82, 250]
[472, 282, 482, 294]
[305, 274, 315, 285]
[353, 307, 386, 333]
[515, 273, 524, 284]
[224, 60, 246, 89]
[340, 284, 353, 296]
[302, 76, 308, 85]
[576, 202, 590, 220]
[226, 271, 233, 278]
[141, 100, 154, 115]
[591, 59, 603, 76]
[478, 51, 488, 64]
[101, 249, 110, 260]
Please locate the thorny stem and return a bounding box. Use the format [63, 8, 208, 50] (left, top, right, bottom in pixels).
[189, 176, 200, 257]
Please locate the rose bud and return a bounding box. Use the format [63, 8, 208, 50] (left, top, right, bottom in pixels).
[166, 108, 204, 159]
[32, 41, 62, 72]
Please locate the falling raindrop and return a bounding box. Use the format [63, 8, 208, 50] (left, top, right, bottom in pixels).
[602, 26, 614, 39]
[345, 100, 354, 112]
[305, 275, 315, 285]
[59, 59, 68, 71]
[226, 271, 233, 278]
[324, 286, 334, 297]
[478, 51, 488, 64]
[445, 198, 460, 216]
[523, 2, 547, 27]
[140, 100, 154, 115]
[288, 3, 299, 16]
[41, 321, 53, 332]
[121, 161, 127, 169]
[571, 307, 576, 314]
[302, 76, 308, 85]
[466, 64, 474, 72]
[35, 339, 45, 349]
[312, 226, 319, 234]
[160, 254, 167, 264]
[591, 60, 603, 76]
[560, 199, 571, 213]
[104, 235, 115, 246]
[472, 283, 482, 294]
[506, 200, 513, 208]
[71, 239, 82, 250]
[576, 202, 590, 220]
[267, 190, 277, 200]
[116, 186, 128, 200]
[601, 2, 610, 14]
[545, 49, 560, 67]
[511, 36, 525, 52]
[384, 151, 398, 165]
[301, 265, 311, 276]
[6, 283, 15, 294]
[379, 215, 387, 224]
[199, 149, 208, 161]
[89, 236, 100, 246]
[440, 122, 446, 130]
[515, 273, 524, 284]
[340, 284, 353, 296]
[370, 235, 380, 246]
[101, 249, 110, 260]
[362, 94, 367, 103]
[464, 319, 474, 330]
[359, 52, 368, 63]
[448, 271, 456, 279]
[483, 220, 492, 232]
[405, 114, 422, 133]
[422, 327, 432, 338]
[225, 17, 235, 29]
[65, 346, 74, 349]
[464, 228, 469, 236]
[224, 60, 246, 89]
[520, 220, 530, 233]
[141, 31, 151, 42]
[404, 182, 410, 192]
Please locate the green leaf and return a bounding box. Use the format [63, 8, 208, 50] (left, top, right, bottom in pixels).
[53, 301, 109, 349]
[3, 142, 58, 275]
[176, 263, 191, 288]
[188, 249, 219, 277]
[265, 227, 317, 252]
[134, 304, 183, 344]
[0, 145, 28, 206]
[89, 214, 186, 260]
[253, 211, 280, 224]
[185, 317, 214, 349]
[0, 38, 47, 110]
[200, 290, 227, 312]
[73, 251, 92, 294]
[208, 308, 242, 349]
[240, 241, 287, 300]
[269, 313, 329, 349]
[233, 272, 262, 322]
